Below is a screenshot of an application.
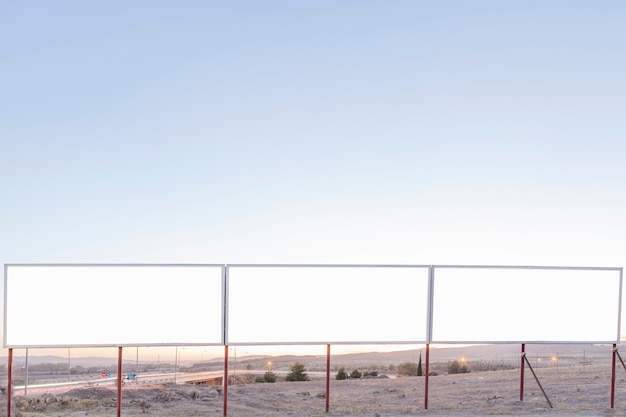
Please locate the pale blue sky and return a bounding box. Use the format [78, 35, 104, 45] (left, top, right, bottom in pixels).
[2, 1, 626, 356]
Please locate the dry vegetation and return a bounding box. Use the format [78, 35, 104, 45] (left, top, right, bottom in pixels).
[3, 345, 626, 416]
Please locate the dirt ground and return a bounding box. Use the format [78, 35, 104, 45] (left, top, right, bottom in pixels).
[3, 363, 626, 416]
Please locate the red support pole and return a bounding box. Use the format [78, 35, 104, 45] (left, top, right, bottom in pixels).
[611, 344, 617, 409]
[117, 347, 122, 417]
[520, 344, 525, 401]
[223, 345, 229, 417]
[424, 344, 430, 409]
[325, 344, 331, 413]
[7, 348, 13, 417]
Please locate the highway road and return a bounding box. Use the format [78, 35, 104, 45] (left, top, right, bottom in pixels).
[12, 369, 286, 396]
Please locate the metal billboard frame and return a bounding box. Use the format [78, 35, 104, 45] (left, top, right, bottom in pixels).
[5, 263, 622, 348]
[429, 265, 623, 345]
[3, 263, 624, 417]
[3, 263, 227, 348]
[225, 264, 431, 345]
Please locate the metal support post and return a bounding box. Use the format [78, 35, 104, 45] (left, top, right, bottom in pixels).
[612, 344, 617, 409]
[611, 345, 626, 408]
[326, 344, 331, 413]
[519, 343, 526, 401]
[117, 347, 123, 417]
[424, 343, 430, 409]
[223, 345, 229, 417]
[7, 348, 13, 417]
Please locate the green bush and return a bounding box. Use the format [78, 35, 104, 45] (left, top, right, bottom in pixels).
[349, 369, 362, 379]
[264, 371, 277, 383]
[286, 362, 309, 381]
[336, 367, 348, 380]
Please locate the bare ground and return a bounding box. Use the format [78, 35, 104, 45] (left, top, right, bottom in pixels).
[4, 363, 626, 416]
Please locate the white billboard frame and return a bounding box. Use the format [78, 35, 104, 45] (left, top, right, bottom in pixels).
[429, 265, 623, 345]
[225, 264, 431, 345]
[3, 264, 226, 348]
[3, 263, 622, 349]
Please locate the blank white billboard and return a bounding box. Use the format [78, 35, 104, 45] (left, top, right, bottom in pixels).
[430, 266, 622, 344]
[4, 264, 224, 347]
[226, 265, 430, 344]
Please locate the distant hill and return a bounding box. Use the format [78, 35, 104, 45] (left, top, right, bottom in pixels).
[1, 343, 614, 370]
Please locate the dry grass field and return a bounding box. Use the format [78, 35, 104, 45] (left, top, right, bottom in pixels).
[3, 345, 626, 416]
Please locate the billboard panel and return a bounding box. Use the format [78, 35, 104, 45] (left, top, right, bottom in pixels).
[226, 265, 430, 344]
[4, 264, 224, 347]
[430, 266, 622, 344]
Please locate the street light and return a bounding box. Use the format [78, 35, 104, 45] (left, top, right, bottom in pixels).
[174, 347, 185, 384]
[174, 346, 178, 384]
[25, 348, 29, 396]
[178, 347, 186, 369]
[552, 353, 559, 373]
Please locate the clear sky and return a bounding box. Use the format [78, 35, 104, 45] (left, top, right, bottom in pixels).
[1, 1, 625, 359]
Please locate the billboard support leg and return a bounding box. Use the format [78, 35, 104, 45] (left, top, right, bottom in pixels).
[519, 343, 526, 401]
[223, 345, 229, 417]
[614, 346, 626, 372]
[117, 347, 122, 417]
[521, 349, 553, 408]
[424, 343, 430, 409]
[611, 345, 626, 408]
[611, 344, 617, 408]
[7, 348, 12, 417]
[325, 344, 331, 413]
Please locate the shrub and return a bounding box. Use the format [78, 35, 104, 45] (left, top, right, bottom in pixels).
[363, 370, 378, 377]
[336, 367, 348, 380]
[448, 360, 469, 374]
[264, 371, 277, 383]
[396, 362, 419, 376]
[286, 362, 309, 381]
[349, 369, 362, 379]
[464, 360, 514, 372]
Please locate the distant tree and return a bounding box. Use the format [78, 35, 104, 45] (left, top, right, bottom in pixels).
[448, 360, 469, 374]
[336, 367, 348, 380]
[264, 371, 277, 383]
[349, 369, 362, 379]
[448, 360, 459, 374]
[417, 353, 423, 377]
[397, 362, 419, 377]
[56, 363, 69, 374]
[70, 366, 88, 375]
[286, 362, 309, 381]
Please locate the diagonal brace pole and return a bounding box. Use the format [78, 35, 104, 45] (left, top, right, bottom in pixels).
[521, 352, 553, 408]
